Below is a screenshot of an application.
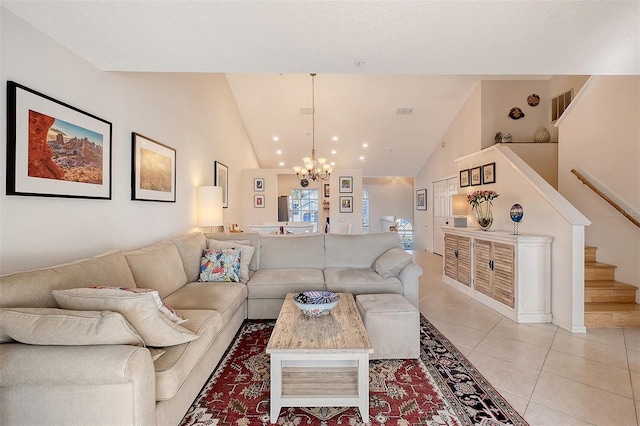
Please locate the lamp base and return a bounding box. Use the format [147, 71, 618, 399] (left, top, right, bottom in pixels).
[454, 217, 467, 227]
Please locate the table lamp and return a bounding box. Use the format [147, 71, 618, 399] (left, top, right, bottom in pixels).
[197, 186, 223, 232]
[451, 194, 468, 227]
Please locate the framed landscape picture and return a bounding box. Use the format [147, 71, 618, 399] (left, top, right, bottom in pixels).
[131, 133, 176, 202]
[339, 176, 353, 193]
[215, 161, 228, 208]
[482, 162, 496, 184]
[6, 81, 112, 199]
[339, 196, 353, 213]
[470, 167, 482, 186]
[459, 169, 470, 187]
[416, 189, 427, 210]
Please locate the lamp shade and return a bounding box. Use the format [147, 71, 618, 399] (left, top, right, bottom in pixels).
[451, 194, 468, 216]
[197, 186, 223, 227]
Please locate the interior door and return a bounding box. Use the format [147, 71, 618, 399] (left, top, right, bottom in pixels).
[432, 177, 458, 255]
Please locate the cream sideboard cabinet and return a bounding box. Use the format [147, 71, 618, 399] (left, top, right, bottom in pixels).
[441, 227, 552, 323]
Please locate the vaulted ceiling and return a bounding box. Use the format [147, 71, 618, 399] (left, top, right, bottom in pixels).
[3, 1, 637, 176]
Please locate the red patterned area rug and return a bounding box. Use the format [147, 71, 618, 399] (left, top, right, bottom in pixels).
[181, 316, 528, 426]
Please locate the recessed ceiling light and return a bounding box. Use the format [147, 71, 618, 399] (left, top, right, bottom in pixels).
[276, 150, 282, 154]
[279, 162, 285, 166]
[272, 136, 279, 141]
[331, 150, 337, 154]
[332, 136, 338, 141]
[362, 143, 368, 148]
[359, 156, 365, 160]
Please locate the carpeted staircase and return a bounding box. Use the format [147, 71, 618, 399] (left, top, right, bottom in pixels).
[584, 246, 640, 328]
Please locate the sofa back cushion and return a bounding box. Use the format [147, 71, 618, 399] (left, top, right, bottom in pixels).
[259, 234, 325, 269]
[206, 232, 260, 271]
[325, 232, 402, 268]
[0, 251, 136, 308]
[124, 242, 187, 298]
[172, 232, 207, 282]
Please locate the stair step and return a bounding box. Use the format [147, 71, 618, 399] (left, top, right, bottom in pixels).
[585, 246, 598, 263]
[584, 303, 640, 328]
[585, 282, 637, 303]
[585, 262, 617, 281]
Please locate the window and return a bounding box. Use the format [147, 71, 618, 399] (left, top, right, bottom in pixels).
[551, 88, 573, 122]
[290, 189, 318, 232]
[362, 188, 370, 234]
[395, 218, 414, 250]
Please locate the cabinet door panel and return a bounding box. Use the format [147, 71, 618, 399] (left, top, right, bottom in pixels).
[457, 236, 471, 286]
[493, 243, 515, 307]
[474, 239, 492, 297]
[444, 234, 458, 280]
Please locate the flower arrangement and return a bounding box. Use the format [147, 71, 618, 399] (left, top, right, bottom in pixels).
[467, 190, 499, 209]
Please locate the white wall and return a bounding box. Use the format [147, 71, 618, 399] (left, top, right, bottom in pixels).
[558, 76, 640, 299]
[0, 10, 259, 274]
[504, 143, 559, 188]
[414, 82, 482, 252]
[480, 80, 552, 148]
[363, 176, 414, 233]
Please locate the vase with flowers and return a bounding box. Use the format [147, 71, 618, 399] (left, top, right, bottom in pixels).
[468, 190, 499, 231]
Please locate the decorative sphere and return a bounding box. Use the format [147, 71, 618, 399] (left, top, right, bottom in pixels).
[510, 204, 524, 222]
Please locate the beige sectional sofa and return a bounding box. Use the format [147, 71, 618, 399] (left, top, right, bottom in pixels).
[0, 231, 422, 426]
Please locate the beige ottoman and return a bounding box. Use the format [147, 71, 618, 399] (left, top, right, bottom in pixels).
[355, 294, 420, 359]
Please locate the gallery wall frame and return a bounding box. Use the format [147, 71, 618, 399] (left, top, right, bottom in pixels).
[416, 189, 427, 210]
[339, 176, 353, 193]
[6, 81, 112, 199]
[482, 162, 496, 184]
[339, 196, 353, 213]
[215, 161, 228, 208]
[459, 169, 470, 188]
[324, 183, 330, 198]
[254, 178, 264, 192]
[131, 133, 176, 202]
[470, 166, 482, 186]
[254, 194, 265, 208]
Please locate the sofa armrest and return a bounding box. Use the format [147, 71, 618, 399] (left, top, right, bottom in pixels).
[398, 261, 423, 307]
[0, 343, 156, 426]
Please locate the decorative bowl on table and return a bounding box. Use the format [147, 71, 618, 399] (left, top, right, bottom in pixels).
[293, 291, 340, 317]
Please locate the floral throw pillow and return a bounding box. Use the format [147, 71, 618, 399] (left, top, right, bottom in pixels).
[200, 248, 241, 282]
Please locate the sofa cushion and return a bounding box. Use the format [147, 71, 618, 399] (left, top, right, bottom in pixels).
[259, 234, 325, 269]
[89, 286, 186, 324]
[173, 232, 207, 283]
[164, 282, 247, 324]
[53, 288, 198, 347]
[124, 241, 188, 298]
[0, 251, 136, 309]
[374, 247, 413, 278]
[325, 232, 402, 268]
[199, 248, 241, 282]
[206, 239, 255, 283]
[153, 309, 224, 400]
[248, 268, 325, 299]
[323, 267, 403, 296]
[0, 308, 144, 346]
[205, 232, 260, 271]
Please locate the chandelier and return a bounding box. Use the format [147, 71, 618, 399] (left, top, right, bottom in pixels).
[293, 73, 332, 187]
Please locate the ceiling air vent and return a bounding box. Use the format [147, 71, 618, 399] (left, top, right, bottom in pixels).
[396, 108, 413, 115]
[300, 108, 314, 115]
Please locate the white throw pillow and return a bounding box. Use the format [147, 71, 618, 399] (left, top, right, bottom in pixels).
[0, 308, 144, 346]
[53, 288, 198, 347]
[374, 247, 413, 279]
[206, 239, 255, 283]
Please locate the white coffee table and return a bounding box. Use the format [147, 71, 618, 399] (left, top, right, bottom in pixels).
[266, 292, 373, 424]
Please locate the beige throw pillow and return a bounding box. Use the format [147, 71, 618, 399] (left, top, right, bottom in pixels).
[374, 247, 413, 279]
[53, 288, 198, 347]
[0, 308, 144, 346]
[206, 239, 255, 283]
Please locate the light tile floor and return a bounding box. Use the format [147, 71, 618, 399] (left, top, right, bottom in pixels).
[414, 250, 640, 426]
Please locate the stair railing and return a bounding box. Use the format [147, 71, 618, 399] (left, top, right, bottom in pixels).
[571, 169, 640, 229]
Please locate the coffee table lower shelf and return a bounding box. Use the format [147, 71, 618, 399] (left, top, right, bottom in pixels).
[269, 354, 369, 423]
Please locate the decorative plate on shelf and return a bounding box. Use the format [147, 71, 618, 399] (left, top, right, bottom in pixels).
[293, 291, 340, 317]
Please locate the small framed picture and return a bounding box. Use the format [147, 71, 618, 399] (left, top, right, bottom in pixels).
[416, 189, 427, 210]
[323, 183, 330, 198]
[254, 194, 265, 208]
[339, 196, 353, 213]
[254, 178, 264, 191]
[132, 133, 176, 202]
[215, 161, 228, 208]
[339, 176, 353, 193]
[470, 167, 482, 186]
[459, 169, 470, 187]
[482, 162, 496, 184]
